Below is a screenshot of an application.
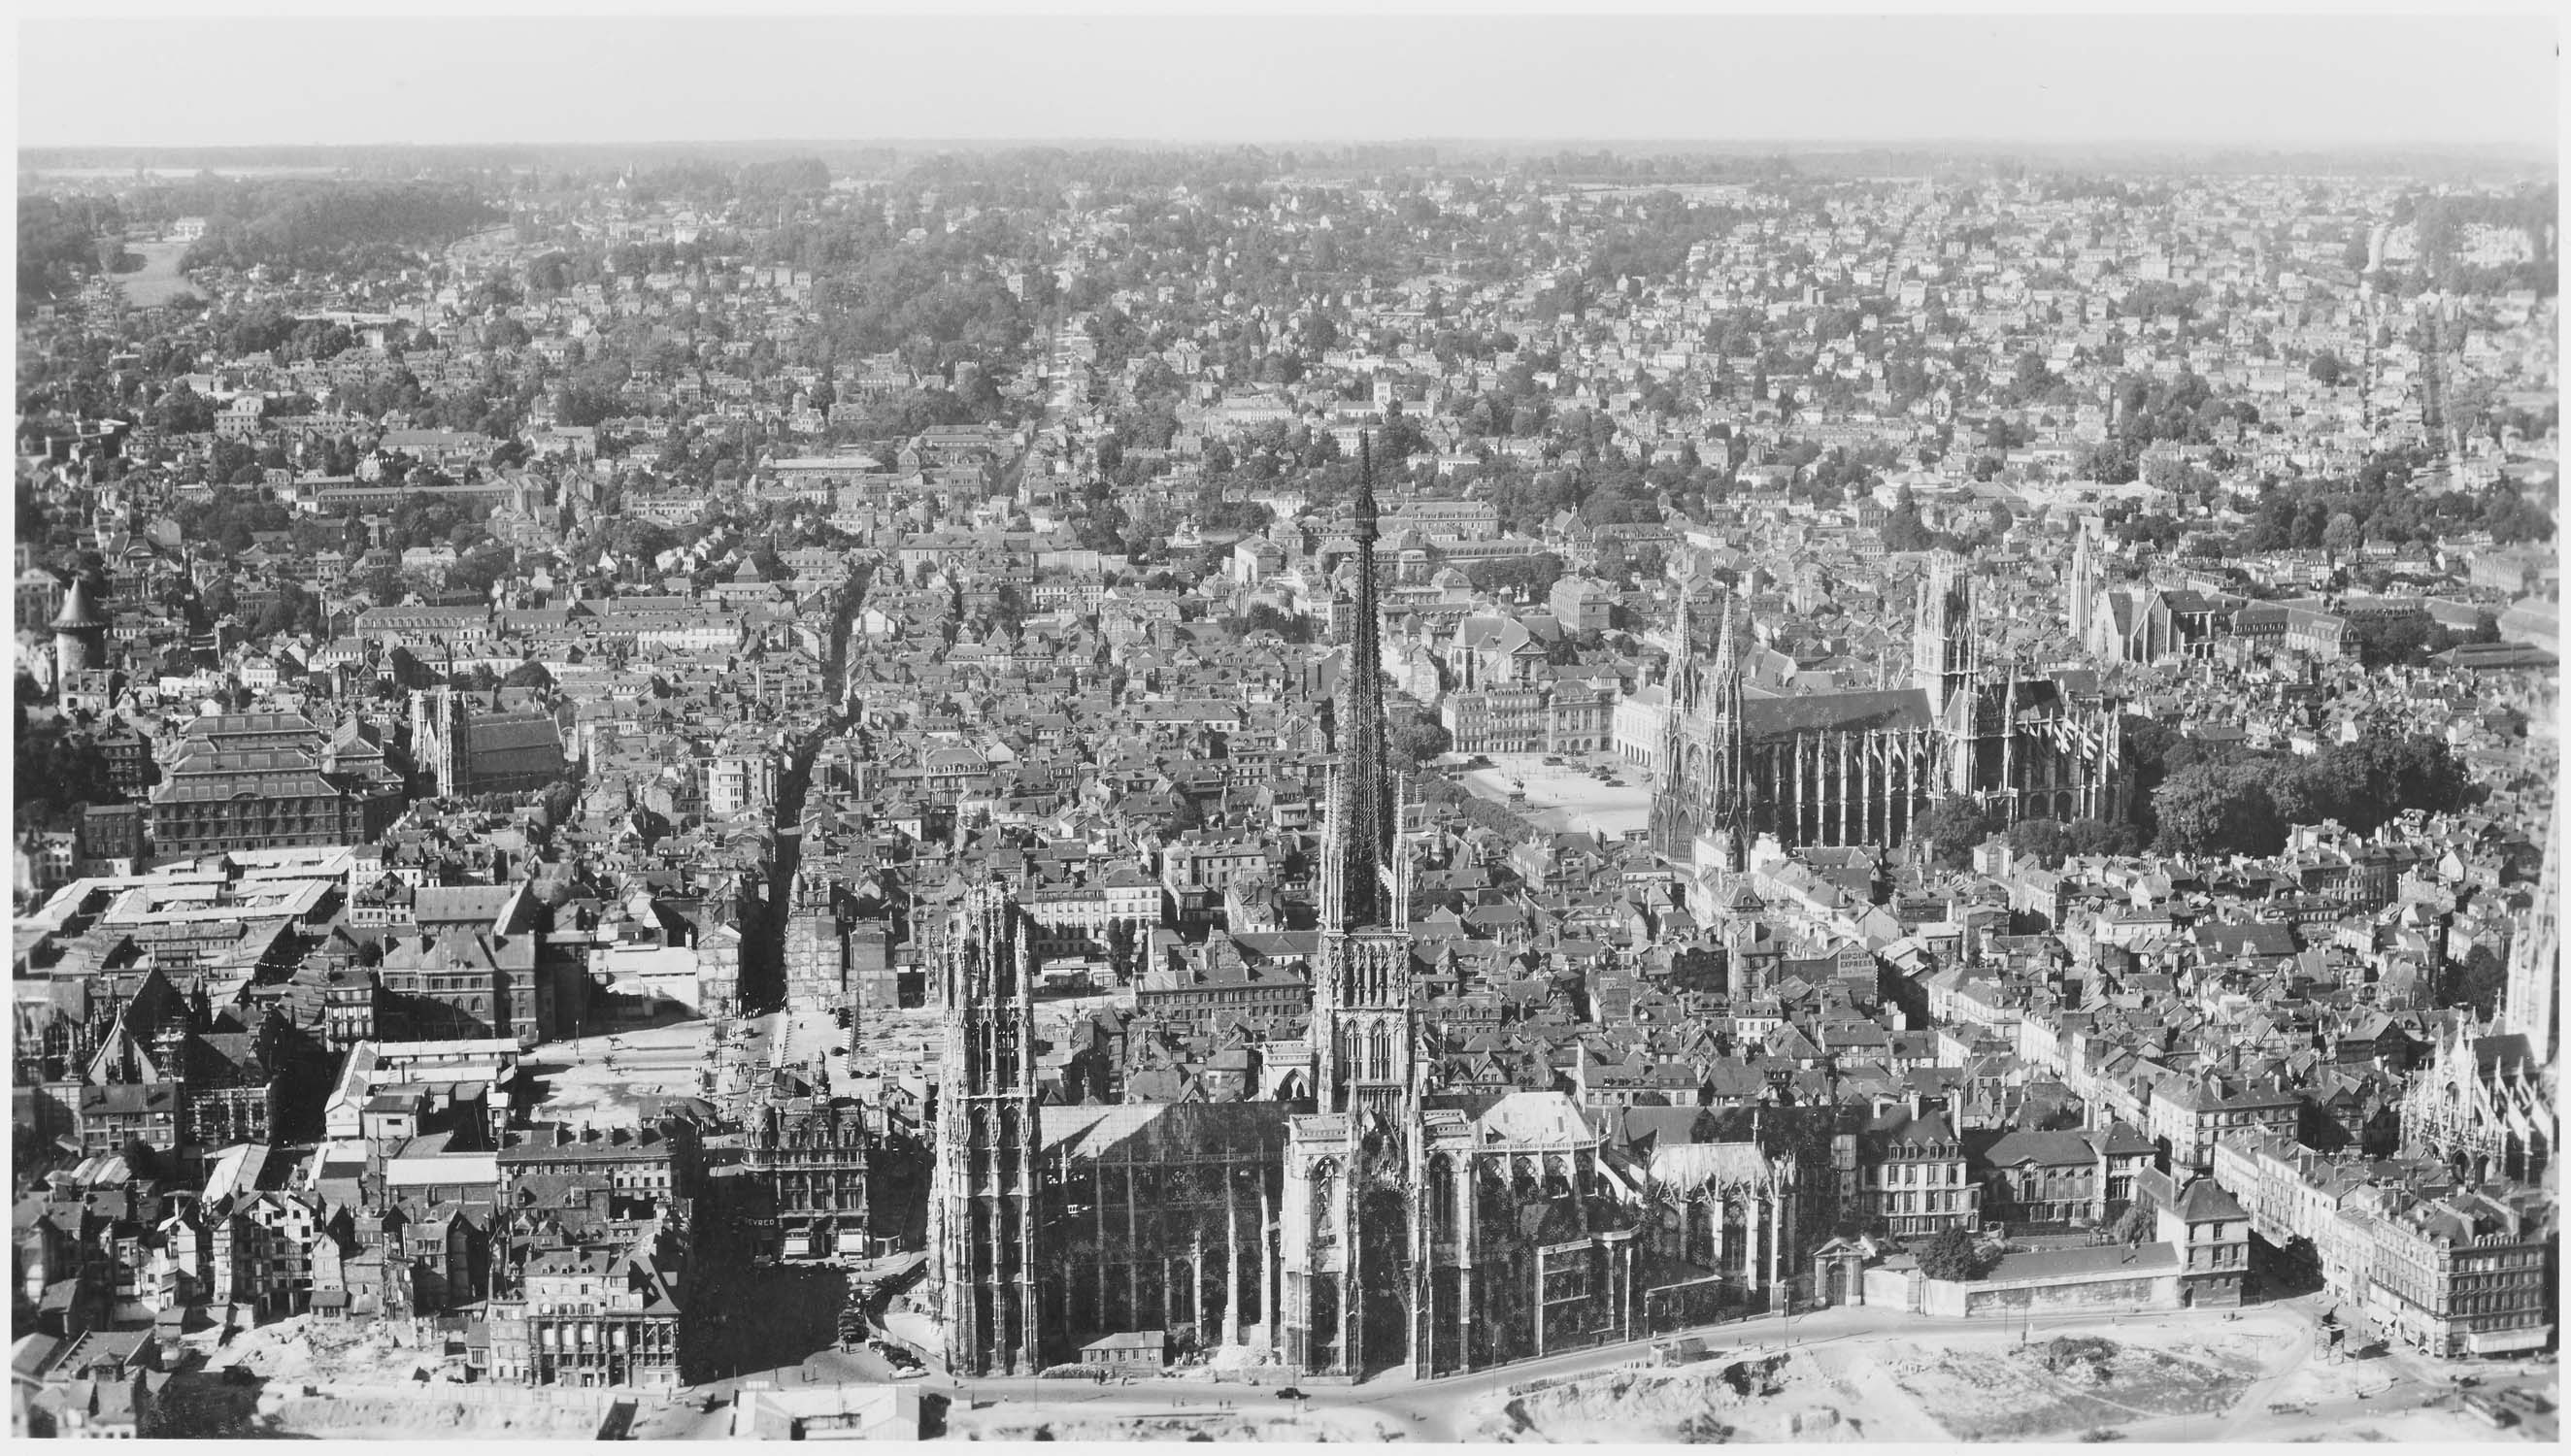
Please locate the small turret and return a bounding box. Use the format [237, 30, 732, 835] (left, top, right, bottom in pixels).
[51, 574, 108, 680]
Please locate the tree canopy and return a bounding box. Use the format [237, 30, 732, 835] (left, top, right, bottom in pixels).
[181, 180, 496, 275]
[2150, 731, 2475, 856]
[1913, 1226, 1994, 1281]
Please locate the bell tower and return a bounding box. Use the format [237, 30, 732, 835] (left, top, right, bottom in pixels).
[1647, 571, 1698, 865]
[931, 882, 1044, 1375]
[1697, 591, 1751, 874]
[1312, 779, 1418, 1118]
[1911, 551, 1979, 713]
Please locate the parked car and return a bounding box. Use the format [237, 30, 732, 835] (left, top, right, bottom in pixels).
[2496, 1387, 2551, 1413]
[873, 1341, 925, 1373]
[2462, 1393, 2518, 1428]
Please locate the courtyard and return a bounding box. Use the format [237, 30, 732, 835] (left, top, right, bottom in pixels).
[1457, 749, 1658, 841]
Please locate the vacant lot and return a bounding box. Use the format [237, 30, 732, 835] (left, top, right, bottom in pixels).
[1483, 1351, 1883, 1443]
[1884, 1337, 2252, 1440]
[263, 1386, 605, 1439]
[524, 1016, 720, 1119]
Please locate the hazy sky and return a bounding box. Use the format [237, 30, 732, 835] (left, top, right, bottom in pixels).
[17, 10, 2561, 151]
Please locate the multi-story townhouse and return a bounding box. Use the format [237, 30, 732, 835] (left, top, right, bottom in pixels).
[2364, 1186, 2554, 1358]
[2139, 1169, 2251, 1307]
[743, 1098, 883, 1261]
[2147, 1069, 2301, 1174]
[1853, 1103, 1980, 1238]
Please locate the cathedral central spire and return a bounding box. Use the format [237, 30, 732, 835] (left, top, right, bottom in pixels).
[1320, 434, 1394, 932]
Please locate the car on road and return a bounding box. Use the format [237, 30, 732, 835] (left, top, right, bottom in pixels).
[1275, 1386, 1305, 1401]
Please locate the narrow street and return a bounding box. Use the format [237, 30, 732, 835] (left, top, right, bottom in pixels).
[742, 561, 872, 1009]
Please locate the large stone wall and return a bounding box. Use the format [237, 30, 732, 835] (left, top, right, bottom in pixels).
[1957, 1272, 2178, 1317]
[1913, 1266, 2182, 1318]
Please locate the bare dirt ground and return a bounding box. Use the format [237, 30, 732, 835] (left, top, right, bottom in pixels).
[948, 1401, 1416, 1443]
[1480, 1351, 1869, 1443]
[254, 1386, 606, 1439]
[1458, 1310, 2548, 1445]
[1875, 1332, 2254, 1439]
[185, 1314, 606, 1438]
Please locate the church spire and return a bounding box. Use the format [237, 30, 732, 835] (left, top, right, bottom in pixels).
[1709, 587, 1739, 685]
[2000, 654, 2020, 824]
[2069, 522, 2095, 641]
[1649, 569, 1700, 866]
[1320, 433, 1393, 932]
[1351, 433, 1380, 545]
[1668, 571, 1695, 707]
[1705, 588, 1750, 872]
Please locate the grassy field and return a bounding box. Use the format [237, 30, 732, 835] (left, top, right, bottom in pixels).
[117, 240, 201, 306]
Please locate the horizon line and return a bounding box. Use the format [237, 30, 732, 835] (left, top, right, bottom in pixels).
[15, 137, 2550, 153]
[18, 137, 2559, 156]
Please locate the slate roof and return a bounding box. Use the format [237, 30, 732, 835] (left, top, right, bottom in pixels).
[1740, 687, 1935, 739]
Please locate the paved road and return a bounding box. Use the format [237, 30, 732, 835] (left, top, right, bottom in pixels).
[925, 1302, 1968, 1438]
[921, 1299, 2446, 1443]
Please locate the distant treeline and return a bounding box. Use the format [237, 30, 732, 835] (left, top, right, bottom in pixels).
[30, 139, 2548, 185]
[179, 180, 497, 274]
